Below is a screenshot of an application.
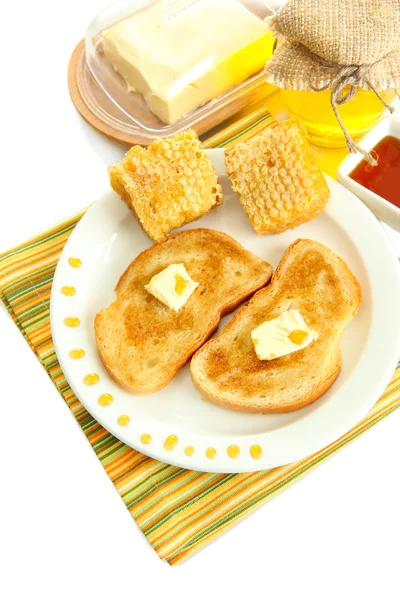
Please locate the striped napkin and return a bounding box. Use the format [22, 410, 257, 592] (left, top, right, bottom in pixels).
[1, 106, 399, 564]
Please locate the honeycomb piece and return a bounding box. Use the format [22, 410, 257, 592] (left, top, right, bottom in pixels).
[109, 130, 223, 243]
[225, 119, 330, 235]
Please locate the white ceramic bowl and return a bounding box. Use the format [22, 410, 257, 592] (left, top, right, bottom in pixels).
[337, 113, 400, 231]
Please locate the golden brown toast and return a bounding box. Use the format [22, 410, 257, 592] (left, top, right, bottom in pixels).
[95, 229, 272, 393]
[191, 239, 362, 413]
[109, 130, 223, 243]
[225, 119, 330, 234]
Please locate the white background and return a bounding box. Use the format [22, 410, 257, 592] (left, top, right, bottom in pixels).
[1, 1, 400, 599]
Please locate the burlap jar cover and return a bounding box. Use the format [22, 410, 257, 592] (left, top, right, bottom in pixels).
[265, 0, 400, 163]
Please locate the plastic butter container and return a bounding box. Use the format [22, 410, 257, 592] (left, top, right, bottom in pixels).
[83, 0, 277, 142]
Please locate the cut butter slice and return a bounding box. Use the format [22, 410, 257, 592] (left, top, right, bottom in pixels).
[251, 309, 318, 360]
[144, 263, 198, 311]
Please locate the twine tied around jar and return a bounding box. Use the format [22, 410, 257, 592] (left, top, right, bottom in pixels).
[305, 47, 397, 165]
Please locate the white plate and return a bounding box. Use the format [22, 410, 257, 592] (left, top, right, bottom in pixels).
[337, 113, 400, 232]
[50, 149, 400, 473]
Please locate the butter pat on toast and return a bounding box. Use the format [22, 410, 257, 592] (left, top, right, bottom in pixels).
[109, 130, 222, 243]
[95, 229, 272, 394]
[191, 239, 361, 413]
[225, 119, 330, 234]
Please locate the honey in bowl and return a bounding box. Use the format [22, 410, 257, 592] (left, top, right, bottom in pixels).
[349, 136, 400, 208]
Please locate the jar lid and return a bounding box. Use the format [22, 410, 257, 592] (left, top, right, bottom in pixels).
[265, 0, 400, 92]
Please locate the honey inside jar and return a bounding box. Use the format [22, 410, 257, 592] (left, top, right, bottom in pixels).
[349, 136, 400, 208]
[282, 88, 396, 148]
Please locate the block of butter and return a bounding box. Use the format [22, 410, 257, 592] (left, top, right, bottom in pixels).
[102, 0, 272, 124]
[144, 263, 199, 311]
[251, 309, 318, 361]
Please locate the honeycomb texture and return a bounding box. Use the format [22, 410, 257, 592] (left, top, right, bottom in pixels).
[109, 130, 223, 243]
[225, 119, 330, 235]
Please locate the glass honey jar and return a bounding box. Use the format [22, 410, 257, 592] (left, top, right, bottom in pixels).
[281, 87, 396, 148]
[265, 1, 400, 159]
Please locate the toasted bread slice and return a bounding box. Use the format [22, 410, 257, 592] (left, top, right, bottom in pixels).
[191, 239, 361, 413]
[225, 119, 330, 234]
[95, 229, 272, 393]
[109, 130, 223, 243]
